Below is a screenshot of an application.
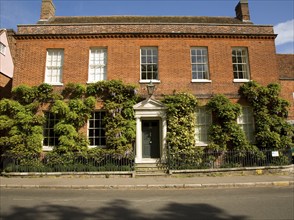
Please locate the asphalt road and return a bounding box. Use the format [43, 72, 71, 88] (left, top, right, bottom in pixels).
[0, 187, 293, 220]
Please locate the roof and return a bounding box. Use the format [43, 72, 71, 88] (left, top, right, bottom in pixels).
[277, 54, 294, 79]
[38, 16, 250, 25]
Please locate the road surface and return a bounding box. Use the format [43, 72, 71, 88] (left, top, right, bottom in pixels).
[1, 187, 293, 219]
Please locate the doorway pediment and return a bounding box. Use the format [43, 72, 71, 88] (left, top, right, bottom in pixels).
[133, 98, 166, 111]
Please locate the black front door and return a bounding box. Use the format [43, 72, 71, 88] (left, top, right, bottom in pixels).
[142, 120, 160, 158]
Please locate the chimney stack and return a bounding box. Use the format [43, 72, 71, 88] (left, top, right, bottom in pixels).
[235, 0, 250, 22]
[40, 0, 55, 20]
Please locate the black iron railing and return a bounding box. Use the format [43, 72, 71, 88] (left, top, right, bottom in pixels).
[168, 149, 292, 170]
[1, 149, 292, 173]
[1, 152, 135, 173]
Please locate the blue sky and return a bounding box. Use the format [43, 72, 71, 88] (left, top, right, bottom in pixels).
[1, 0, 293, 54]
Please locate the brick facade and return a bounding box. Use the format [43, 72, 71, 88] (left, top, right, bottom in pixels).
[13, 36, 278, 99]
[12, 0, 291, 115]
[13, 1, 279, 102]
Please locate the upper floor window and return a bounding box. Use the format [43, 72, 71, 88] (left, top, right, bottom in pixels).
[237, 106, 255, 143]
[140, 47, 158, 82]
[232, 47, 250, 81]
[88, 48, 107, 83]
[195, 108, 212, 146]
[43, 112, 60, 150]
[0, 42, 6, 55]
[88, 111, 106, 147]
[191, 47, 210, 81]
[45, 49, 64, 85]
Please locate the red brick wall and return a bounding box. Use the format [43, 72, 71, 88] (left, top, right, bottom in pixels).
[13, 37, 279, 99]
[279, 80, 294, 120]
[276, 54, 294, 120]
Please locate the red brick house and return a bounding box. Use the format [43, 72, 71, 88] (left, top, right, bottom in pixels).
[11, 0, 292, 164]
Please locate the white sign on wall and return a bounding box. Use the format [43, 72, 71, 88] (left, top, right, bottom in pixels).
[271, 151, 279, 157]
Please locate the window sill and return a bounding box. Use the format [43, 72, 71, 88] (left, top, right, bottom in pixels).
[233, 79, 250, 83]
[139, 80, 161, 84]
[45, 82, 64, 86]
[191, 79, 212, 83]
[88, 145, 107, 149]
[196, 143, 209, 147]
[42, 146, 53, 151]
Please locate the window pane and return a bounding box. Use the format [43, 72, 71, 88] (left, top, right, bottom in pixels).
[232, 48, 249, 80]
[195, 108, 212, 145]
[191, 48, 209, 80]
[237, 107, 254, 143]
[88, 112, 106, 147]
[88, 48, 107, 82]
[45, 49, 63, 84]
[141, 47, 158, 80]
[43, 112, 59, 148]
[101, 138, 106, 146]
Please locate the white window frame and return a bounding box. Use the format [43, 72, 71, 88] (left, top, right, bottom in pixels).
[191, 47, 211, 83]
[88, 111, 106, 148]
[195, 107, 212, 146]
[237, 106, 255, 143]
[88, 48, 107, 83]
[0, 42, 6, 55]
[140, 47, 160, 83]
[43, 112, 59, 151]
[44, 49, 64, 85]
[232, 47, 250, 82]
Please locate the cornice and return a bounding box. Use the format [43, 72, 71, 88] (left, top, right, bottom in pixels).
[14, 33, 276, 40]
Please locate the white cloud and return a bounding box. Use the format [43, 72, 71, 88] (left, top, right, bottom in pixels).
[276, 42, 294, 54]
[274, 19, 294, 46]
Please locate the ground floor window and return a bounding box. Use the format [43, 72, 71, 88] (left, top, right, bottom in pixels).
[237, 106, 255, 143]
[88, 111, 106, 147]
[195, 108, 212, 146]
[43, 112, 60, 149]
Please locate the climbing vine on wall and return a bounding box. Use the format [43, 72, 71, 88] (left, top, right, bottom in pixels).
[0, 80, 140, 158]
[162, 93, 201, 163]
[87, 80, 140, 153]
[1, 80, 292, 168]
[0, 84, 60, 156]
[206, 94, 254, 152]
[239, 81, 293, 150]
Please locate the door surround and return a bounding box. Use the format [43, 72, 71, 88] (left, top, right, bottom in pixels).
[133, 98, 167, 163]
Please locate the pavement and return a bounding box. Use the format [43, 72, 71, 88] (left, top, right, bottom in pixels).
[0, 173, 293, 189]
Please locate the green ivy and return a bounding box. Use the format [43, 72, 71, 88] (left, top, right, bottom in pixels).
[2, 80, 292, 169]
[240, 81, 293, 150]
[0, 84, 57, 156]
[97, 81, 139, 153]
[206, 94, 253, 152]
[162, 92, 200, 162]
[0, 81, 140, 159]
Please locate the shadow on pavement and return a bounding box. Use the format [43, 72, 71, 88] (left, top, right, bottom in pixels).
[2, 199, 248, 220]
